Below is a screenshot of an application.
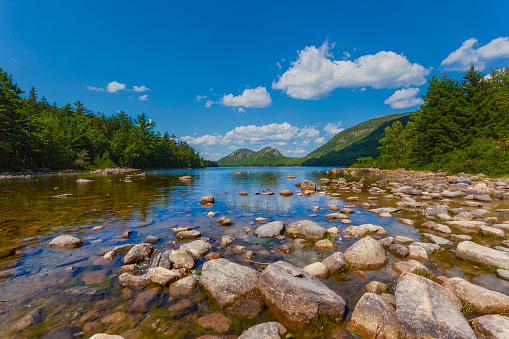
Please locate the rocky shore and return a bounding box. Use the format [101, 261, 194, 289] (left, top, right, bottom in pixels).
[0, 167, 139, 180]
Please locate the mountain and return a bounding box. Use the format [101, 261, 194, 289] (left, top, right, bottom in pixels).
[217, 112, 414, 167]
[217, 147, 301, 167]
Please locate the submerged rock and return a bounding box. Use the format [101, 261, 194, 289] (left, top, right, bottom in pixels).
[118, 273, 149, 289]
[47, 235, 83, 249]
[198, 312, 232, 334]
[238, 322, 287, 339]
[344, 237, 387, 270]
[12, 307, 46, 332]
[200, 196, 214, 205]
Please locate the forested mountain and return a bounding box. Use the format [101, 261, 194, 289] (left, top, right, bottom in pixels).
[0, 67, 204, 171]
[217, 147, 301, 167]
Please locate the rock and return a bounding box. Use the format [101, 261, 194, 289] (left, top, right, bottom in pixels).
[123, 243, 153, 264]
[344, 237, 387, 270]
[83, 270, 108, 285]
[422, 233, 450, 245]
[379, 212, 392, 218]
[496, 269, 509, 281]
[254, 221, 285, 238]
[220, 235, 236, 247]
[471, 314, 509, 338]
[407, 244, 429, 261]
[441, 191, 465, 198]
[396, 273, 474, 339]
[12, 307, 46, 331]
[176, 230, 201, 239]
[455, 177, 471, 184]
[83, 322, 102, 332]
[285, 220, 326, 239]
[198, 312, 232, 333]
[378, 237, 394, 248]
[118, 273, 149, 289]
[168, 249, 196, 270]
[461, 201, 483, 207]
[217, 217, 232, 226]
[279, 190, 293, 197]
[411, 242, 440, 254]
[63, 285, 101, 295]
[259, 261, 346, 325]
[300, 180, 316, 191]
[302, 262, 329, 279]
[347, 293, 399, 338]
[131, 288, 159, 312]
[41, 326, 83, 339]
[452, 212, 474, 221]
[238, 322, 287, 339]
[345, 224, 387, 237]
[420, 221, 452, 235]
[200, 258, 259, 309]
[180, 240, 213, 258]
[471, 209, 491, 218]
[388, 244, 408, 257]
[232, 245, 246, 254]
[314, 239, 334, 250]
[47, 235, 83, 249]
[239, 191, 248, 196]
[171, 227, 191, 233]
[456, 241, 509, 270]
[502, 239, 509, 248]
[207, 211, 216, 217]
[179, 175, 193, 181]
[144, 236, 159, 244]
[146, 267, 178, 285]
[346, 196, 359, 202]
[436, 213, 453, 221]
[391, 260, 430, 276]
[324, 213, 348, 220]
[480, 225, 505, 238]
[364, 281, 390, 294]
[169, 276, 197, 296]
[150, 250, 172, 269]
[322, 252, 347, 274]
[121, 231, 132, 239]
[371, 207, 400, 214]
[451, 234, 472, 242]
[474, 194, 492, 202]
[89, 334, 125, 339]
[327, 226, 340, 235]
[442, 277, 509, 315]
[225, 297, 261, 319]
[200, 196, 214, 205]
[327, 205, 339, 211]
[492, 224, 509, 232]
[278, 244, 291, 254]
[168, 299, 195, 316]
[393, 236, 414, 245]
[341, 208, 355, 214]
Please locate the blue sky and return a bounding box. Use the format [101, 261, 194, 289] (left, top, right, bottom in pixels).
[1, 1, 509, 160]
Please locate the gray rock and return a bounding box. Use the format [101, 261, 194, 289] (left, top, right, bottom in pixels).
[259, 261, 346, 325]
[492, 224, 509, 232]
[364, 281, 390, 294]
[12, 307, 46, 331]
[408, 244, 430, 261]
[393, 236, 414, 245]
[447, 220, 487, 231]
[347, 293, 399, 338]
[41, 326, 82, 339]
[47, 235, 83, 249]
[168, 249, 196, 270]
[146, 267, 178, 285]
[144, 236, 159, 244]
[285, 220, 326, 239]
[452, 212, 474, 221]
[451, 234, 472, 242]
[150, 250, 172, 269]
[422, 233, 450, 245]
[424, 205, 449, 216]
[441, 191, 465, 198]
[254, 221, 285, 238]
[200, 258, 260, 309]
[344, 237, 387, 270]
[472, 314, 509, 338]
[118, 273, 149, 289]
[496, 269, 509, 281]
[474, 194, 492, 202]
[300, 180, 316, 191]
[322, 252, 348, 274]
[455, 177, 471, 184]
[396, 273, 475, 339]
[388, 244, 408, 257]
[180, 240, 213, 259]
[89, 334, 124, 339]
[456, 241, 509, 270]
[470, 209, 491, 218]
[238, 322, 287, 339]
[378, 237, 394, 248]
[345, 224, 387, 237]
[411, 242, 440, 254]
[391, 260, 430, 276]
[480, 225, 505, 238]
[420, 221, 452, 235]
[123, 243, 153, 265]
[200, 196, 214, 204]
[220, 235, 236, 247]
[302, 262, 329, 279]
[494, 209, 509, 216]
[175, 230, 201, 240]
[169, 276, 197, 296]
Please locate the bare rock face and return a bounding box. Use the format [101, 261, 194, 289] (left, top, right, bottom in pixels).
[471, 314, 509, 338]
[344, 237, 388, 270]
[395, 273, 475, 339]
[200, 258, 260, 309]
[441, 277, 509, 315]
[254, 221, 285, 238]
[238, 322, 287, 339]
[259, 261, 346, 326]
[122, 243, 153, 265]
[285, 220, 326, 239]
[47, 235, 83, 249]
[347, 293, 399, 338]
[456, 241, 509, 270]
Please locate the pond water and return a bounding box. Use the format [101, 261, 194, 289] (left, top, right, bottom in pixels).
[0, 167, 508, 338]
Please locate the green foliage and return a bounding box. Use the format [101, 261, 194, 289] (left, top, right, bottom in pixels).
[0, 68, 206, 171]
[217, 147, 302, 167]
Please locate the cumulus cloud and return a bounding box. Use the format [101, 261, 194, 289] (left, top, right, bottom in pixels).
[106, 81, 126, 93]
[315, 136, 325, 144]
[441, 37, 509, 71]
[205, 100, 214, 108]
[276, 62, 282, 70]
[86, 85, 104, 92]
[237, 108, 246, 113]
[132, 85, 150, 92]
[181, 134, 224, 147]
[343, 51, 351, 59]
[273, 41, 430, 99]
[222, 86, 272, 108]
[384, 88, 423, 109]
[323, 122, 344, 136]
[195, 95, 208, 102]
[283, 148, 308, 156]
[138, 94, 149, 101]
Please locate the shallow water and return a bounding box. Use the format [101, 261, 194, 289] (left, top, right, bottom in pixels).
[0, 167, 508, 338]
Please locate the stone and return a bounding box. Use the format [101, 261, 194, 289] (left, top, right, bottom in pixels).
[347, 293, 399, 338]
[131, 288, 159, 312]
[285, 220, 326, 239]
[146, 267, 178, 285]
[327, 226, 340, 235]
[492, 224, 509, 232]
[232, 245, 246, 254]
[344, 237, 387, 270]
[150, 250, 172, 270]
[470, 209, 491, 218]
[279, 190, 293, 197]
[396, 273, 475, 339]
[422, 233, 450, 245]
[496, 269, 509, 281]
[254, 217, 268, 222]
[324, 213, 348, 220]
[239, 191, 248, 196]
[47, 235, 83, 249]
[168, 249, 196, 270]
[198, 312, 232, 334]
[314, 239, 334, 250]
[83, 322, 102, 332]
[451, 234, 472, 242]
[391, 260, 430, 276]
[277, 244, 291, 254]
[327, 205, 339, 211]
[300, 180, 316, 191]
[378, 237, 394, 248]
[480, 225, 505, 238]
[452, 212, 474, 221]
[118, 273, 149, 289]
[420, 221, 452, 235]
[176, 230, 201, 239]
[169, 276, 197, 296]
[407, 244, 429, 261]
[238, 322, 287, 339]
[123, 243, 153, 265]
[456, 241, 509, 270]
[364, 281, 390, 294]
[63, 285, 100, 295]
[180, 240, 213, 258]
[379, 212, 392, 218]
[171, 227, 191, 233]
[225, 297, 261, 319]
[254, 221, 285, 238]
[208, 211, 216, 217]
[12, 307, 46, 331]
[200, 258, 260, 309]
[442, 277, 509, 315]
[322, 252, 347, 274]
[121, 231, 132, 239]
[220, 235, 236, 247]
[144, 235, 159, 244]
[302, 262, 329, 279]
[89, 335, 125, 339]
[168, 299, 195, 316]
[200, 196, 214, 205]
[41, 326, 83, 339]
[411, 242, 440, 254]
[217, 217, 232, 225]
[393, 236, 414, 245]
[474, 194, 492, 202]
[83, 270, 108, 285]
[441, 191, 465, 198]
[472, 315, 509, 338]
[345, 224, 387, 237]
[259, 261, 346, 325]
[388, 244, 408, 257]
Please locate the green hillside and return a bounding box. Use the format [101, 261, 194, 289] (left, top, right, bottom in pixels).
[217, 147, 301, 167]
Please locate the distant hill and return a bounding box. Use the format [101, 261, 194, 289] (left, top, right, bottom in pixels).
[217, 147, 301, 167]
[217, 112, 414, 167]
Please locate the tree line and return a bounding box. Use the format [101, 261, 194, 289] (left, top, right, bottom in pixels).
[353, 65, 509, 176]
[0, 67, 207, 171]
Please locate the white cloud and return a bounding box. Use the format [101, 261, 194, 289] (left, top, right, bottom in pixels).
[297, 126, 320, 139]
[182, 134, 224, 147]
[228, 146, 240, 150]
[343, 51, 351, 59]
[237, 107, 246, 113]
[276, 62, 282, 70]
[315, 136, 325, 144]
[208, 153, 222, 160]
[86, 85, 104, 92]
[222, 86, 272, 108]
[283, 148, 308, 156]
[195, 95, 208, 102]
[132, 85, 150, 92]
[273, 41, 430, 99]
[441, 37, 509, 71]
[323, 122, 344, 136]
[106, 81, 126, 93]
[205, 100, 214, 108]
[138, 94, 149, 101]
[384, 87, 423, 109]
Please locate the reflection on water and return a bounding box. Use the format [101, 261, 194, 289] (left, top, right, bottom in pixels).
[0, 167, 508, 338]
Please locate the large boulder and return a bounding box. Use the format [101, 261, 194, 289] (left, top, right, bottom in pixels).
[200, 258, 260, 309]
[395, 273, 475, 339]
[180, 240, 213, 258]
[441, 277, 509, 315]
[471, 315, 509, 338]
[456, 241, 509, 270]
[47, 235, 83, 249]
[347, 293, 399, 338]
[322, 252, 348, 274]
[419, 221, 452, 235]
[238, 322, 287, 339]
[446, 220, 486, 231]
[254, 221, 285, 238]
[285, 220, 326, 239]
[123, 243, 153, 265]
[146, 267, 178, 286]
[168, 249, 196, 270]
[259, 261, 346, 325]
[344, 237, 387, 270]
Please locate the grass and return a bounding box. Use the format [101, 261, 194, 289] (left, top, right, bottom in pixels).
[309, 313, 346, 339]
[481, 263, 499, 272]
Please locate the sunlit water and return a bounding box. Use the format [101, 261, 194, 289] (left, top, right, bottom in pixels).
[0, 167, 508, 338]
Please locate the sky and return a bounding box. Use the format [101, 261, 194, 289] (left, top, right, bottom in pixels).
[1, 1, 509, 161]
